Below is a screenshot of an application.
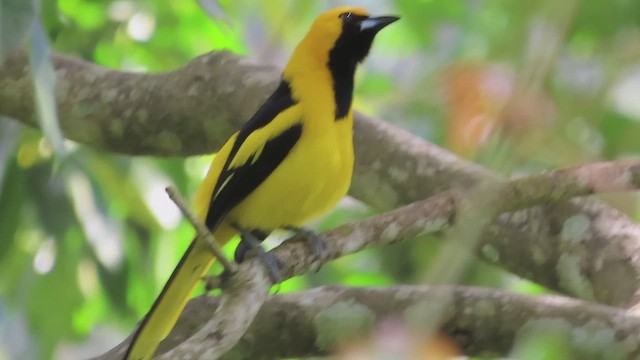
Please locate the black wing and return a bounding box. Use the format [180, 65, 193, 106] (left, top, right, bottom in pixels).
[204, 80, 300, 230]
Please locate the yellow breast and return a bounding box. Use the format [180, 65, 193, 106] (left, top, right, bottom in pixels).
[227, 80, 354, 230]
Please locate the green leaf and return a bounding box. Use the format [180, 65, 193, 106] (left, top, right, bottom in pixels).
[0, 118, 20, 189]
[0, 0, 35, 63]
[197, 0, 230, 23]
[28, 20, 67, 161]
[0, 156, 25, 265]
[27, 228, 84, 359]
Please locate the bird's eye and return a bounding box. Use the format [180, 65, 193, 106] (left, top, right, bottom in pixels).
[339, 12, 353, 21]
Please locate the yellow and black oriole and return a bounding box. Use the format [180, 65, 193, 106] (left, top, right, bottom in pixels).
[125, 7, 398, 360]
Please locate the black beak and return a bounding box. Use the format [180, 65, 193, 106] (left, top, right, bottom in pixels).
[359, 16, 400, 33]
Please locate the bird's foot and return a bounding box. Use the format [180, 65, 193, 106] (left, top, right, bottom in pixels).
[232, 227, 282, 284]
[284, 226, 328, 271]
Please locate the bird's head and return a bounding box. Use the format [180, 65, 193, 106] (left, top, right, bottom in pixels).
[285, 7, 399, 75]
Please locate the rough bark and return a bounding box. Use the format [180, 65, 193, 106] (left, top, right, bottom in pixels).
[90, 160, 640, 359]
[98, 285, 640, 359]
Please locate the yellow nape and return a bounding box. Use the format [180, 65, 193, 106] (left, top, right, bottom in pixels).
[284, 7, 369, 76]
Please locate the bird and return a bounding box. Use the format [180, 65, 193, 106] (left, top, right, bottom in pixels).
[124, 6, 398, 360]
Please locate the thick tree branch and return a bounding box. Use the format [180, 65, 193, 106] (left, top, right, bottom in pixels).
[100, 285, 640, 359]
[0, 51, 269, 155]
[3, 50, 640, 309]
[93, 159, 640, 359]
[182, 285, 640, 359]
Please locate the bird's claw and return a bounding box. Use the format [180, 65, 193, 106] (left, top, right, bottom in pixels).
[234, 228, 283, 284]
[285, 226, 328, 271]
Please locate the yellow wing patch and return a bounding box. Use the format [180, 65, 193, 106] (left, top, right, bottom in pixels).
[192, 133, 238, 220]
[228, 104, 303, 170]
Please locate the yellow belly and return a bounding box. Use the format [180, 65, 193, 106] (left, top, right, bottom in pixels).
[227, 122, 353, 230]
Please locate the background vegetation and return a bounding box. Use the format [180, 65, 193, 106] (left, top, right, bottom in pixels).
[1, 0, 639, 359]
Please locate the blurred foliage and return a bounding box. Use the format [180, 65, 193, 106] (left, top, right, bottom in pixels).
[0, 0, 35, 62]
[0, 0, 639, 359]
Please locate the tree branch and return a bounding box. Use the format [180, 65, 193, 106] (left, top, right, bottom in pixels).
[0, 51, 274, 155]
[3, 50, 640, 309]
[92, 159, 640, 359]
[100, 285, 640, 359]
[196, 284, 640, 359]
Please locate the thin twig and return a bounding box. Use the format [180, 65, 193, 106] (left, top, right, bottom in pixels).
[165, 186, 238, 274]
[203, 275, 223, 291]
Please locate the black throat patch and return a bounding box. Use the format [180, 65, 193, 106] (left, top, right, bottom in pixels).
[327, 15, 375, 120]
[327, 44, 356, 120]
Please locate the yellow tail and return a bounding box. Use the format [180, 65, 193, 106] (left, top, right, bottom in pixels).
[125, 225, 237, 360]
